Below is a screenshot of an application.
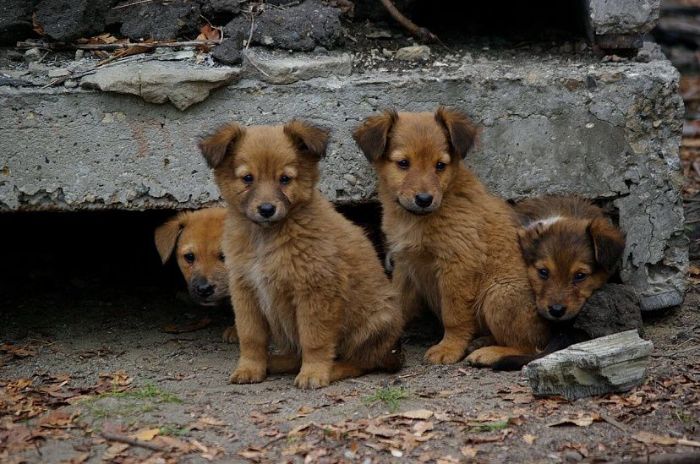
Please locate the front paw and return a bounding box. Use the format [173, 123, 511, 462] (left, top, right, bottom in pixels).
[294, 366, 330, 389]
[222, 325, 239, 344]
[466, 347, 502, 367]
[425, 342, 465, 365]
[229, 364, 266, 384]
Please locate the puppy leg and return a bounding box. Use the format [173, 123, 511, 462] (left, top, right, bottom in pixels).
[229, 277, 269, 384]
[466, 346, 530, 367]
[294, 295, 342, 389]
[425, 274, 477, 364]
[222, 324, 239, 344]
[330, 361, 366, 382]
[268, 353, 301, 374]
[466, 335, 496, 354]
[393, 263, 424, 324]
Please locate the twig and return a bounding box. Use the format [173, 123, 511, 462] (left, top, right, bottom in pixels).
[242, 50, 270, 77]
[101, 432, 168, 452]
[16, 40, 221, 51]
[378, 0, 438, 43]
[611, 452, 700, 464]
[599, 412, 629, 432]
[112, 0, 154, 9]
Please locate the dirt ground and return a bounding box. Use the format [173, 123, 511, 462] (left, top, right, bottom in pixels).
[1, 259, 699, 464]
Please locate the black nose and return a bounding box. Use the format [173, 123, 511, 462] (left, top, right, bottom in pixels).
[258, 203, 276, 218]
[195, 282, 215, 298]
[415, 193, 433, 208]
[548, 304, 567, 318]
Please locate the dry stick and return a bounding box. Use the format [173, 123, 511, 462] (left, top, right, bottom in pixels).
[16, 39, 222, 51]
[112, 0, 155, 9]
[101, 432, 168, 452]
[612, 452, 700, 464]
[378, 0, 438, 43]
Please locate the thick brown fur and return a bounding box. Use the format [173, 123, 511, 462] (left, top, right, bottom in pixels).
[514, 195, 626, 321]
[354, 107, 550, 368]
[154, 207, 238, 343]
[199, 120, 404, 388]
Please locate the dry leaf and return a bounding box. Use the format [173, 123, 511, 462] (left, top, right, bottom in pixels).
[399, 409, 434, 420]
[547, 414, 601, 427]
[460, 446, 478, 458]
[365, 424, 398, 437]
[412, 421, 433, 436]
[523, 434, 537, 444]
[633, 431, 700, 447]
[132, 428, 159, 441]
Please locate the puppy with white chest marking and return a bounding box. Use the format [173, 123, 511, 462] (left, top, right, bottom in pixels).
[155, 207, 238, 342]
[199, 119, 404, 388]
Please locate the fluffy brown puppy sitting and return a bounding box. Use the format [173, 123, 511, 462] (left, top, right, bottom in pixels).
[155, 207, 238, 342]
[515, 196, 626, 321]
[354, 107, 550, 368]
[198, 120, 404, 388]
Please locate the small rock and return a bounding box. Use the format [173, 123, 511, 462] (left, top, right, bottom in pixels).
[27, 62, 49, 75]
[343, 174, 357, 185]
[563, 451, 583, 462]
[81, 62, 240, 111]
[48, 68, 70, 78]
[395, 45, 431, 61]
[63, 79, 78, 89]
[212, 37, 244, 65]
[525, 330, 653, 400]
[24, 47, 42, 63]
[74, 49, 84, 60]
[381, 48, 393, 58]
[243, 48, 352, 84]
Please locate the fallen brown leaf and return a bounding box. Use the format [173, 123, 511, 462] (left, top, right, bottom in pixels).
[547, 413, 601, 427]
[399, 409, 434, 420]
[132, 428, 159, 441]
[523, 434, 537, 444]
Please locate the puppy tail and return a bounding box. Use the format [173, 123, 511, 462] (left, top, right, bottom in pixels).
[490, 332, 579, 371]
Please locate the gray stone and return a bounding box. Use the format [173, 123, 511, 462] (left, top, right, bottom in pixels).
[48, 68, 70, 78]
[108, 0, 201, 41]
[0, 52, 687, 307]
[35, 0, 118, 42]
[585, 0, 660, 36]
[24, 48, 42, 63]
[212, 36, 244, 65]
[242, 48, 352, 84]
[573, 284, 643, 339]
[395, 45, 431, 61]
[80, 62, 240, 111]
[222, 0, 342, 51]
[0, 0, 37, 44]
[525, 331, 653, 400]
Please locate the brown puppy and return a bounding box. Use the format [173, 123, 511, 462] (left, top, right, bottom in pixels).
[515, 196, 626, 321]
[354, 107, 550, 368]
[155, 207, 238, 342]
[199, 119, 404, 388]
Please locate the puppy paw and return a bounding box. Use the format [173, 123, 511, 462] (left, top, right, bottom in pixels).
[222, 326, 239, 344]
[229, 364, 266, 384]
[294, 367, 330, 389]
[425, 343, 464, 365]
[466, 347, 504, 367]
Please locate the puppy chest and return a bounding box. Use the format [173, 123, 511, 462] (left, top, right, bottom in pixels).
[243, 262, 297, 336]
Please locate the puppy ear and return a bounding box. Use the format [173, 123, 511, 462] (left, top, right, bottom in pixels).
[517, 224, 544, 265]
[154, 215, 185, 264]
[352, 109, 398, 162]
[198, 123, 244, 168]
[588, 217, 626, 272]
[283, 119, 330, 160]
[435, 106, 479, 159]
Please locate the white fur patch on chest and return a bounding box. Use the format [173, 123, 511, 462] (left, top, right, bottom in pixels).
[246, 260, 274, 320]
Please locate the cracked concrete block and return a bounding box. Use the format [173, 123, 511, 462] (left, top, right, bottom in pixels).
[0, 51, 687, 309]
[584, 0, 661, 49]
[242, 48, 352, 84]
[81, 62, 240, 111]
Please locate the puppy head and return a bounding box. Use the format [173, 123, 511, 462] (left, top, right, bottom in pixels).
[154, 208, 229, 306]
[199, 120, 329, 226]
[518, 217, 626, 321]
[353, 107, 478, 215]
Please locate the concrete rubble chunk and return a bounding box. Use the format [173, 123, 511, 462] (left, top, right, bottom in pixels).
[80, 62, 240, 111]
[242, 49, 352, 84]
[573, 284, 644, 339]
[395, 45, 431, 61]
[525, 330, 653, 400]
[584, 0, 661, 49]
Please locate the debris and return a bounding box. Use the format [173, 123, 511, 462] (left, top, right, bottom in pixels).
[222, 0, 342, 52]
[243, 48, 352, 84]
[525, 330, 653, 400]
[573, 284, 644, 339]
[378, 0, 438, 43]
[547, 414, 602, 427]
[23, 47, 42, 63]
[395, 45, 431, 61]
[101, 431, 168, 452]
[81, 61, 239, 110]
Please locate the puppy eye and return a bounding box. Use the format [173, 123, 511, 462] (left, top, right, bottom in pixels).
[218, 252, 225, 262]
[184, 252, 195, 264]
[573, 272, 587, 283]
[436, 161, 446, 171]
[537, 268, 549, 280]
[242, 174, 254, 184]
[397, 159, 410, 169]
[280, 175, 292, 185]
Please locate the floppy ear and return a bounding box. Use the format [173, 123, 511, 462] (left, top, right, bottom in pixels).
[352, 109, 398, 163]
[435, 106, 479, 159]
[198, 123, 244, 168]
[154, 215, 186, 264]
[588, 217, 626, 272]
[283, 119, 329, 160]
[517, 224, 544, 265]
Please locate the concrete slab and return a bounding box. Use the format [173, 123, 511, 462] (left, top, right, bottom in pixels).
[0, 49, 687, 309]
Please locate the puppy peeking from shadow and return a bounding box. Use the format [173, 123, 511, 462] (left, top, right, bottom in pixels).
[155, 207, 238, 343]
